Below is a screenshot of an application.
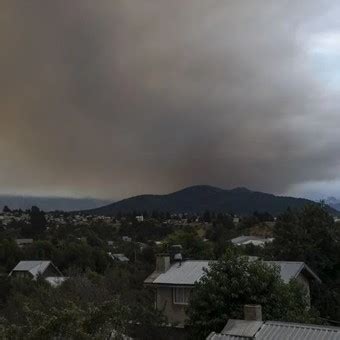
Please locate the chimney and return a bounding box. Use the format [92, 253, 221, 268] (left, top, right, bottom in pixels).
[170, 244, 183, 262]
[156, 254, 171, 273]
[244, 305, 262, 321]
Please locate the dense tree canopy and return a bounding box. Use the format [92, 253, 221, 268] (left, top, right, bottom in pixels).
[1, 204, 340, 338]
[269, 204, 340, 280]
[0, 268, 164, 339]
[266, 204, 340, 322]
[164, 227, 213, 259]
[187, 250, 317, 339]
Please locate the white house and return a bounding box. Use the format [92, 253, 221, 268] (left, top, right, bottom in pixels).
[145, 255, 320, 327]
[230, 235, 274, 247]
[9, 261, 67, 286]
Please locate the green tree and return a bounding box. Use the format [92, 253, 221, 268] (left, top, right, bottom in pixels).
[206, 217, 236, 258]
[267, 205, 340, 322]
[165, 228, 213, 259]
[0, 239, 21, 272]
[24, 240, 55, 260]
[2, 206, 11, 213]
[0, 300, 131, 340]
[22, 206, 47, 237]
[187, 250, 316, 339]
[269, 204, 339, 280]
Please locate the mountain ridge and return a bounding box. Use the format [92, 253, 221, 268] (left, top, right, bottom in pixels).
[87, 185, 338, 216]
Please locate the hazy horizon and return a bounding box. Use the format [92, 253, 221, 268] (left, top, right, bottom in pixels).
[0, 184, 334, 203]
[2, 1, 340, 200]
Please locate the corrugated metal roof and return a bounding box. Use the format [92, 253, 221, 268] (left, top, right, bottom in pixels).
[265, 261, 304, 283]
[112, 253, 129, 262]
[256, 321, 340, 340]
[208, 320, 340, 340]
[265, 261, 321, 283]
[153, 260, 210, 285]
[147, 260, 318, 286]
[207, 332, 250, 340]
[11, 261, 51, 278]
[231, 236, 264, 245]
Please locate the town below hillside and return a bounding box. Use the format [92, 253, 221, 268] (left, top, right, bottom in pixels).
[1, 203, 340, 339]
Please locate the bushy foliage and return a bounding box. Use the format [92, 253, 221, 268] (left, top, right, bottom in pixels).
[164, 227, 213, 259]
[266, 204, 340, 321]
[187, 249, 317, 339]
[0, 269, 164, 339]
[269, 205, 339, 280]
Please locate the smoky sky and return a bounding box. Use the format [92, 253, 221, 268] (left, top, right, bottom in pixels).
[1, 0, 340, 199]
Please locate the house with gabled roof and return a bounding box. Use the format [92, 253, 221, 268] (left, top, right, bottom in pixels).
[144, 255, 321, 327]
[9, 260, 67, 286]
[207, 305, 340, 340]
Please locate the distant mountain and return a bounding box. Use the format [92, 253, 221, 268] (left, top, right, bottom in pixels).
[325, 197, 340, 212]
[87, 185, 337, 216]
[0, 195, 110, 212]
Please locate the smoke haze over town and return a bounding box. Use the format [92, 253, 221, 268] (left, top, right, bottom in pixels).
[2, 1, 340, 200]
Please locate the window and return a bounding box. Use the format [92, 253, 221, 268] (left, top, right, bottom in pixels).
[173, 287, 191, 305]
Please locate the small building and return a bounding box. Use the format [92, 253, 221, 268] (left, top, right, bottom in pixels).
[230, 235, 274, 247]
[15, 238, 34, 248]
[45, 276, 68, 287]
[233, 217, 240, 224]
[122, 236, 132, 242]
[136, 242, 148, 251]
[9, 261, 66, 286]
[145, 256, 320, 327]
[145, 256, 207, 327]
[136, 215, 144, 222]
[108, 253, 129, 262]
[207, 305, 340, 340]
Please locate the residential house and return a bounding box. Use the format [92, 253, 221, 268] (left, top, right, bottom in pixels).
[108, 253, 129, 262]
[207, 305, 340, 340]
[136, 215, 144, 222]
[9, 260, 67, 286]
[233, 217, 240, 224]
[15, 238, 33, 248]
[144, 255, 320, 327]
[231, 236, 274, 247]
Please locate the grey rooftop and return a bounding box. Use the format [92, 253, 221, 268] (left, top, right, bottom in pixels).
[207, 320, 340, 340]
[145, 259, 321, 286]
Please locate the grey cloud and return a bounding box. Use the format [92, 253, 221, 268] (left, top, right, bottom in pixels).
[1, 0, 340, 199]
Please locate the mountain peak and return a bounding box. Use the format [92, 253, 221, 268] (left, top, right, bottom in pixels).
[88, 184, 336, 216]
[230, 187, 251, 193]
[176, 185, 224, 194]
